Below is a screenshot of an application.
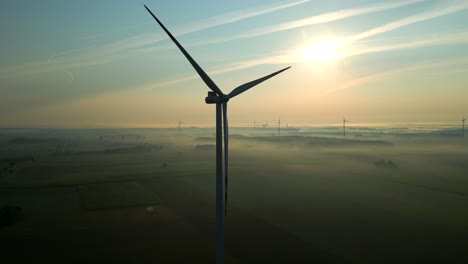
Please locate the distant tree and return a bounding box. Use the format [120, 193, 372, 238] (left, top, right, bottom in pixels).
[387, 160, 397, 168]
[373, 159, 398, 169]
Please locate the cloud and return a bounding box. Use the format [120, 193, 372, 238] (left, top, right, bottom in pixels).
[138, 50, 298, 92]
[344, 0, 468, 43]
[343, 30, 468, 57]
[227, 0, 468, 61]
[323, 57, 468, 94]
[184, 0, 467, 54]
[142, 28, 468, 93]
[176, 0, 312, 34]
[47, 45, 97, 62]
[0, 0, 311, 80]
[84, 0, 314, 54]
[0, 53, 121, 79]
[105, 0, 314, 52]
[183, 0, 425, 47]
[2, 0, 466, 88]
[136, 53, 292, 92]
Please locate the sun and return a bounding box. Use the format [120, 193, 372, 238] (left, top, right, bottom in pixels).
[303, 41, 342, 62]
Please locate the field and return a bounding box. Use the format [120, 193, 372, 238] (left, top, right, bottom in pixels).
[0, 125, 467, 263]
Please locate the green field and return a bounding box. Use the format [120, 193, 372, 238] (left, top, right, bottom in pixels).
[0, 127, 467, 263]
[78, 182, 161, 210]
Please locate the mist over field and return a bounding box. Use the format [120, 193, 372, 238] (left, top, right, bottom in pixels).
[2, 0, 468, 262]
[1, 125, 467, 263]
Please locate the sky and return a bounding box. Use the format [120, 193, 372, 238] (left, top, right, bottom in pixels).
[1, 0, 468, 128]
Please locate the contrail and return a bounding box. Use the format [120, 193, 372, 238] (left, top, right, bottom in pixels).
[135, 0, 313, 49]
[146, 29, 468, 91]
[190, 0, 312, 31]
[2, 0, 312, 80]
[323, 56, 468, 94]
[344, 30, 468, 57]
[48, 45, 97, 62]
[344, 1, 468, 44]
[184, 0, 425, 47]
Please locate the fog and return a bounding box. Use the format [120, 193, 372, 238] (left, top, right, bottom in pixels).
[0, 125, 467, 263]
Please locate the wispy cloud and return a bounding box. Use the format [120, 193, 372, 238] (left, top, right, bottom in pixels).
[82, 0, 420, 77]
[0, 53, 122, 79]
[188, 0, 468, 50]
[343, 31, 468, 57]
[106, 0, 314, 52]
[141, 52, 296, 92]
[2, 0, 467, 85]
[141, 27, 468, 92]
[182, 0, 425, 47]
[0, 0, 311, 79]
[176, 0, 312, 34]
[323, 56, 468, 95]
[141, 27, 468, 93]
[207, 29, 468, 78]
[344, 0, 468, 43]
[47, 45, 97, 62]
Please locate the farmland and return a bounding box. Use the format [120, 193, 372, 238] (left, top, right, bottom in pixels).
[1, 126, 467, 263]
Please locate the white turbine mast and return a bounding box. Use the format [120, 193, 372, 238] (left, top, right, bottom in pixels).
[144, 5, 290, 264]
[462, 116, 467, 137]
[178, 120, 183, 132]
[343, 117, 348, 136]
[278, 117, 281, 136]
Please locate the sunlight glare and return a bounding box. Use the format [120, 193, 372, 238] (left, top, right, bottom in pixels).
[303, 41, 342, 62]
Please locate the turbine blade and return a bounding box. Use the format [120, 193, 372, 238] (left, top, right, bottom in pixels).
[144, 5, 224, 96]
[227, 66, 291, 99]
[222, 102, 229, 217]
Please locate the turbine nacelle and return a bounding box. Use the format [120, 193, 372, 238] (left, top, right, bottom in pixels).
[205, 92, 230, 104]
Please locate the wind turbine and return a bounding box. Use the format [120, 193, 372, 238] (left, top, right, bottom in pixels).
[144, 5, 290, 264]
[178, 120, 183, 132]
[343, 117, 348, 136]
[462, 117, 467, 137]
[277, 117, 281, 136]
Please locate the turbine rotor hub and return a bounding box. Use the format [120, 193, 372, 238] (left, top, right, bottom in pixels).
[205, 92, 230, 104]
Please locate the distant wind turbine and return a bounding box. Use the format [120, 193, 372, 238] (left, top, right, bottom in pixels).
[178, 120, 183, 132]
[144, 5, 290, 264]
[343, 117, 348, 136]
[277, 117, 281, 136]
[463, 117, 467, 137]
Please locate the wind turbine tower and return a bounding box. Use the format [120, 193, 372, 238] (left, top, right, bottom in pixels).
[178, 120, 183, 132]
[278, 117, 281, 136]
[463, 117, 467, 137]
[343, 117, 348, 136]
[144, 5, 290, 264]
